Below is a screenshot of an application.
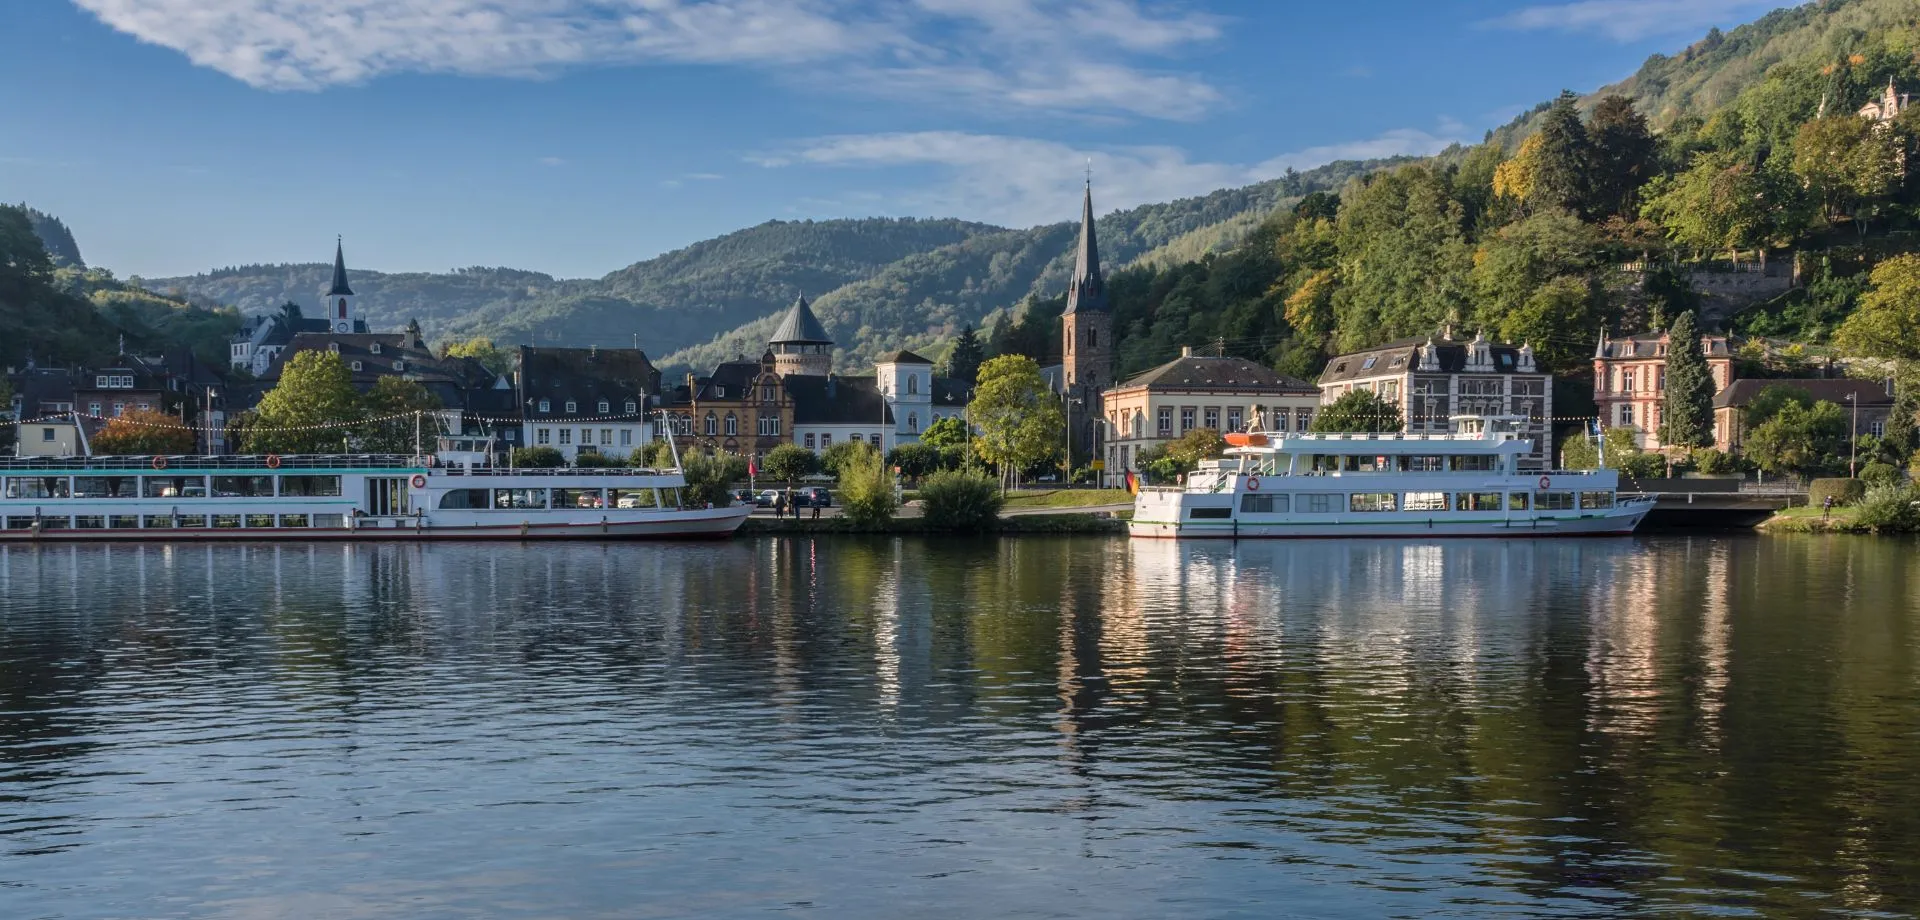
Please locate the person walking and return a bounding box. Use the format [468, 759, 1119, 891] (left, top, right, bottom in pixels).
[1822, 494, 1834, 521]
[811, 494, 821, 521]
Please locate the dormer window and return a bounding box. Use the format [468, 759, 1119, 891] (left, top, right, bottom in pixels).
[598, 400, 610, 414]
[625, 400, 638, 414]
[351, 360, 363, 371]
[538, 399, 551, 413]
[393, 359, 405, 372]
[370, 343, 382, 354]
[565, 400, 577, 414]
[329, 343, 340, 353]
[1360, 356, 1377, 371]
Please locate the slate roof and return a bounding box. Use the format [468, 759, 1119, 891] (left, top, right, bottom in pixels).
[1597, 333, 1731, 360]
[929, 376, 969, 406]
[1318, 336, 1543, 385]
[770, 295, 832, 345]
[880, 349, 933, 365]
[1712, 378, 1894, 410]
[694, 360, 766, 400]
[11, 368, 76, 419]
[786, 374, 895, 425]
[270, 333, 494, 407]
[518, 346, 660, 419]
[327, 239, 354, 297]
[1121, 355, 1317, 393]
[1063, 183, 1108, 315]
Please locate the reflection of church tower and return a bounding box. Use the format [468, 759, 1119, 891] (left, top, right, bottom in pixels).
[327, 237, 356, 334]
[769, 294, 833, 377]
[1061, 181, 1111, 390]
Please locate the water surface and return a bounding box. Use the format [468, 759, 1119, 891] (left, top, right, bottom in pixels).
[3, 536, 1918, 918]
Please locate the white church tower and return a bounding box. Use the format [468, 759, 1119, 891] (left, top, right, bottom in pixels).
[326, 236, 356, 333]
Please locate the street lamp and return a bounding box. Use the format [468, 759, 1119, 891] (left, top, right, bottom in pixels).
[1845, 391, 1859, 478]
[1061, 390, 1082, 487]
[203, 386, 219, 455]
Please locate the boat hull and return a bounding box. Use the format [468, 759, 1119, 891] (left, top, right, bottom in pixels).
[0, 506, 752, 542]
[1128, 508, 1649, 540]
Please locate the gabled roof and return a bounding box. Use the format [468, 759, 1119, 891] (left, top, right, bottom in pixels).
[1318, 335, 1544, 384]
[1121, 355, 1316, 393]
[518, 347, 659, 417]
[786, 374, 895, 426]
[694, 360, 765, 400]
[1712, 377, 1894, 410]
[1596, 332, 1731, 360]
[327, 238, 354, 297]
[879, 349, 933, 365]
[769, 294, 832, 345]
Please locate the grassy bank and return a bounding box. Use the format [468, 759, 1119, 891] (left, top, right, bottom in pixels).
[1759, 504, 1920, 535]
[741, 512, 1126, 536]
[1000, 489, 1133, 510]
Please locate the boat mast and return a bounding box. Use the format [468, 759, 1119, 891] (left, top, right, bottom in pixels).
[658, 409, 683, 470]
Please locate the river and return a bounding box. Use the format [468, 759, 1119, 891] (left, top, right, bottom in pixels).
[2, 535, 1918, 918]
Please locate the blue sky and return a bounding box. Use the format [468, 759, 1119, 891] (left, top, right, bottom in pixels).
[1, 0, 1786, 280]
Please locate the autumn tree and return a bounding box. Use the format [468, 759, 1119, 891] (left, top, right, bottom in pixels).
[90, 408, 197, 455]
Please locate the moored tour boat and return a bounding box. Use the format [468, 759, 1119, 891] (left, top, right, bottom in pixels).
[1130, 415, 1652, 539]
[0, 448, 749, 542]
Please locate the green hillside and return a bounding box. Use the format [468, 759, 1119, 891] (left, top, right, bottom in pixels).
[20, 204, 83, 267]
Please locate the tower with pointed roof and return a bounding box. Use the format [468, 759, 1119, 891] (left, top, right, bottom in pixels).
[769, 293, 833, 377]
[1061, 180, 1112, 391]
[326, 237, 356, 334]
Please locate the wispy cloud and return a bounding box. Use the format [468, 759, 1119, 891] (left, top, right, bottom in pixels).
[760, 125, 1468, 227]
[1482, 0, 1775, 42]
[69, 0, 1226, 120]
[539, 156, 567, 167]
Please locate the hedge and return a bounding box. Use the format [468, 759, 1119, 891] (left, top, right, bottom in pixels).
[1808, 478, 1867, 507]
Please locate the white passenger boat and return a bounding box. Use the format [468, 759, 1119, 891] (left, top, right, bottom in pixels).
[1129, 415, 1651, 539]
[0, 449, 749, 542]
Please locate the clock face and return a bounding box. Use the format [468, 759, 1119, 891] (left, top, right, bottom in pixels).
[335, 322, 351, 333]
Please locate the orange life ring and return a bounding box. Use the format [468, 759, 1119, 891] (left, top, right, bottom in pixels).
[1247, 475, 1261, 492]
[266, 454, 282, 469]
[410, 474, 427, 489]
[151, 456, 168, 470]
[1538, 475, 1551, 490]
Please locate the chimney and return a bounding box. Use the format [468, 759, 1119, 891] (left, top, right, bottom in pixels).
[1181, 345, 1194, 358]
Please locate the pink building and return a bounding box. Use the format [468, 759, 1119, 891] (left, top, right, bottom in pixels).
[1592, 331, 1734, 451]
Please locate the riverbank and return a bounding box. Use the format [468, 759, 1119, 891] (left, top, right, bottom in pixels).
[1758, 504, 1920, 535]
[741, 512, 1126, 535]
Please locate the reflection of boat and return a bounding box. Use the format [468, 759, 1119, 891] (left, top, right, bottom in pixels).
[0, 452, 749, 542]
[1131, 415, 1651, 539]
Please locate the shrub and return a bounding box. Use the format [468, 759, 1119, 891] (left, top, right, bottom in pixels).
[918, 469, 1004, 532]
[820, 439, 875, 479]
[1809, 477, 1867, 507]
[1690, 447, 1739, 475]
[887, 441, 940, 479]
[1617, 451, 1669, 480]
[1860, 461, 1902, 488]
[572, 451, 626, 468]
[1854, 484, 1920, 532]
[838, 447, 897, 525]
[681, 450, 747, 507]
[511, 446, 565, 468]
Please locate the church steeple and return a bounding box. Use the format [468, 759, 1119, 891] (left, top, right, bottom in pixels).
[328, 237, 354, 297]
[325, 236, 356, 333]
[1063, 179, 1107, 315]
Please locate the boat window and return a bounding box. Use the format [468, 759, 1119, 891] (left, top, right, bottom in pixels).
[1239, 494, 1289, 514]
[212, 475, 275, 497]
[213, 515, 244, 529]
[4, 476, 70, 499]
[1350, 492, 1397, 512]
[1188, 507, 1232, 519]
[175, 515, 209, 528]
[494, 488, 548, 510]
[1298, 494, 1338, 514]
[313, 514, 345, 528]
[74, 476, 139, 498]
[1403, 491, 1448, 511]
[439, 488, 492, 510]
[246, 514, 276, 528]
[1455, 492, 1503, 512]
[612, 489, 658, 508]
[1580, 491, 1614, 509]
[280, 475, 342, 497]
[1536, 491, 1576, 510]
[143, 476, 207, 498]
[1406, 456, 1444, 472]
[1449, 455, 1497, 472]
[72, 516, 106, 529]
[1507, 493, 1530, 511]
[279, 514, 310, 528]
[6, 516, 41, 530]
[553, 488, 605, 509]
[661, 488, 682, 509]
[109, 514, 141, 528]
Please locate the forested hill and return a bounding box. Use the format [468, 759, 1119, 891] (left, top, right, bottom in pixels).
[146, 217, 1000, 360]
[21, 205, 83, 267]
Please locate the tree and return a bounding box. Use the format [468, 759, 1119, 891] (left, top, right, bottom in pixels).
[442, 337, 511, 376]
[1641, 150, 1804, 263]
[1163, 428, 1227, 471]
[90, 408, 197, 455]
[837, 444, 896, 525]
[1589, 95, 1657, 218]
[1331, 166, 1472, 350]
[1469, 211, 1606, 369]
[681, 450, 747, 507]
[359, 376, 443, 454]
[1311, 389, 1403, 433]
[762, 442, 817, 488]
[1531, 91, 1601, 217]
[1790, 116, 1901, 229]
[917, 469, 1002, 532]
[886, 441, 940, 479]
[820, 439, 876, 480]
[511, 446, 566, 468]
[969, 355, 1064, 488]
[919, 415, 968, 449]
[1744, 384, 1816, 429]
[1659, 311, 1715, 449]
[1493, 134, 1542, 206]
[1563, 426, 1651, 472]
[1746, 399, 1848, 477]
[1836, 254, 1920, 363]
[243, 351, 362, 454]
[945, 325, 985, 385]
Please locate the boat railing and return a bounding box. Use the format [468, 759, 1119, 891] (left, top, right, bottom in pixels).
[0, 454, 422, 472]
[439, 467, 681, 478]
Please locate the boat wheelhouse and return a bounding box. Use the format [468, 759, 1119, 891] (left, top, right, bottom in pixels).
[1129, 416, 1651, 539]
[0, 449, 749, 542]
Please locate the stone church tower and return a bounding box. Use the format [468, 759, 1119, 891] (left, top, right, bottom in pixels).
[1060, 180, 1112, 479]
[769, 294, 834, 377]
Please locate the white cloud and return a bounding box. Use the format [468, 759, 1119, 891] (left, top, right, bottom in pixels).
[539, 156, 567, 167]
[1482, 0, 1774, 42]
[763, 125, 1467, 227]
[69, 0, 1224, 119]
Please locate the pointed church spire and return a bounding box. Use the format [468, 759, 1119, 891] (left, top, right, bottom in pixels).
[328, 236, 354, 297]
[1064, 177, 1107, 315]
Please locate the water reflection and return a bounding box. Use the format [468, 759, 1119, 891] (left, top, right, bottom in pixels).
[1, 536, 1918, 918]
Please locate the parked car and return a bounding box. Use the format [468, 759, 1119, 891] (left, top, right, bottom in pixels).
[756, 489, 781, 508]
[796, 487, 832, 508]
[729, 489, 756, 505]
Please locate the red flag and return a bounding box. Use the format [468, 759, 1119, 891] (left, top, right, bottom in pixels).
[748, 461, 757, 478]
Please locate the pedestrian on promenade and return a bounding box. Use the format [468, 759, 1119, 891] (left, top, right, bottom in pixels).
[1823, 494, 1834, 520]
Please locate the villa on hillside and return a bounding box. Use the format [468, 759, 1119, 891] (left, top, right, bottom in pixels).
[1318, 330, 1554, 470]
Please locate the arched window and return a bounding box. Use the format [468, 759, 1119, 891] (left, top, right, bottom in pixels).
[725, 413, 737, 436]
[704, 413, 717, 436]
[908, 375, 918, 395]
[908, 412, 918, 432]
[598, 400, 610, 414]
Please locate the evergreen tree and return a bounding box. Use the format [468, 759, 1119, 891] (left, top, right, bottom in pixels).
[1659, 311, 1715, 449]
[1589, 95, 1657, 217]
[1530, 91, 1601, 217]
[945, 324, 985, 385]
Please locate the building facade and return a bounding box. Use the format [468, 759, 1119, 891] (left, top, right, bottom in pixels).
[517, 346, 660, 462]
[229, 240, 369, 374]
[1712, 378, 1894, 453]
[1104, 348, 1320, 480]
[1592, 331, 1734, 450]
[1319, 331, 1555, 470]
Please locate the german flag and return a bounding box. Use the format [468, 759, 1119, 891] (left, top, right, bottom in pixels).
[1124, 469, 1140, 496]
